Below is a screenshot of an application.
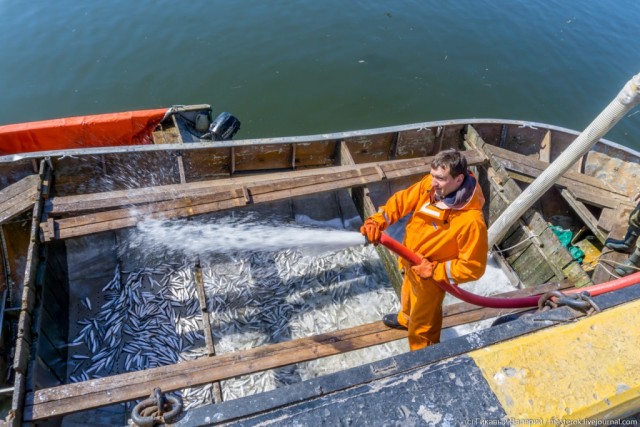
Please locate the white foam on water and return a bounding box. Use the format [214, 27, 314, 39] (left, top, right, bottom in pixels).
[130, 215, 366, 258]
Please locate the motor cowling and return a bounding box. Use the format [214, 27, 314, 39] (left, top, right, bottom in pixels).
[207, 112, 241, 141]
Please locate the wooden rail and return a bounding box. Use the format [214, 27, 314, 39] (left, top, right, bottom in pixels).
[23, 281, 571, 421]
[40, 151, 487, 241]
[0, 174, 40, 224]
[485, 144, 633, 208]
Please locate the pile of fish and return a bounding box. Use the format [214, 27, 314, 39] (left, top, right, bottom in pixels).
[67, 243, 405, 411]
[68, 264, 204, 384]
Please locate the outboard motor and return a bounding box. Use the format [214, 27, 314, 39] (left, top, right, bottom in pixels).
[202, 112, 241, 141]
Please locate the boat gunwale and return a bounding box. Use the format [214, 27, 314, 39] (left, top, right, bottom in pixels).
[1, 118, 638, 163]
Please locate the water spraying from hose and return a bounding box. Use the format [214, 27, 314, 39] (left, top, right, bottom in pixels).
[129, 217, 366, 257]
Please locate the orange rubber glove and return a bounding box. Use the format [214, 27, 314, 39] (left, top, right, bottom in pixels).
[411, 256, 437, 279]
[360, 218, 384, 245]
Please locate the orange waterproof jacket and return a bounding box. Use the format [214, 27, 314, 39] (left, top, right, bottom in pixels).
[371, 173, 488, 285]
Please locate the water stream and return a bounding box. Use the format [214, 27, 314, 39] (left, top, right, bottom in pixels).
[129, 216, 367, 257]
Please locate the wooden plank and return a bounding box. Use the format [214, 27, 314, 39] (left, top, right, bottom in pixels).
[394, 128, 436, 159]
[338, 141, 404, 295]
[293, 141, 339, 168]
[504, 170, 621, 210]
[466, 129, 557, 287]
[342, 134, 395, 164]
[597, 206, 624, 234]
[47, 153, 485, 216]
[194, 263, 223, 403]
[465, 125, 591, 288]
[560, 189, 606, 244]
[47, 172, 377, 235]
[176, 153, 186, 184]
[233, 143, 337, 171]
[510, 247, 556, 285]
[487, 144, 632, 205]
[194, 265, 214, 355]
[0, 174, 40, 224]
[10, 163, 46, 425]
[539, 130, 551, 163]
[41, 151, 488, 241]
[24, 282, 566, 421]
[0, 227, 6, 294]
[180, 147, 232, 180]
[592, 206, 634, 284]
[171, 115, 185, 143]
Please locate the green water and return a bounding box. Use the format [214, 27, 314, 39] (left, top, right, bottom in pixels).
[1, 0, 639, 149]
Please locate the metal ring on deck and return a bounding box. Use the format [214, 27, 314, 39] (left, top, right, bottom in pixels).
[131, 387, 182, 427]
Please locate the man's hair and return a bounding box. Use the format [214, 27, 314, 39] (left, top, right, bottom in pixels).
[431, 149, 467, 178]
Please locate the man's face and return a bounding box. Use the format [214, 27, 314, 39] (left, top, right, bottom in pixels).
[431, 166, 464, 199]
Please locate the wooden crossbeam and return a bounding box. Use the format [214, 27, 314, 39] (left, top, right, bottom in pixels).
[486, 144, 634, 208]
[46, 151, 485, 216]
[40, 151, 487, 241]
[23, 280, 571, 421]
[464, 125, 591, 288]
[0, 174, 40, 224]
[560, 189, 607, 244]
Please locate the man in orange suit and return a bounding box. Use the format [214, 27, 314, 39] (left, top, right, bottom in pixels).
[361, 149, 488, 351]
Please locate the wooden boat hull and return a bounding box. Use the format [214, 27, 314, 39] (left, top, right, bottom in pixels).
[1, 110, 640, 424]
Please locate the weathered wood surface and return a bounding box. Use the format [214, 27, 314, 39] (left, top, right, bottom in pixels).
[486, 144, 634, 209]
[560, 189, 606, 244]
[46, 151, 484, 216]
[8, 165, 46, 427]
[465, 126, 591, 288]
[0, 174, 40, 224]
[23, 281, 570, 421]
[592, 206, 634, 284]
[40, 151, 487, 241]
[194, 263, 223, 403]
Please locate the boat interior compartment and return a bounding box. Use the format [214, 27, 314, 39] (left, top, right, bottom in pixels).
[22, 190, 415, 424]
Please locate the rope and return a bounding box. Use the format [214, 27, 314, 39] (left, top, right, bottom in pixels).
[490, 226, 549, 254]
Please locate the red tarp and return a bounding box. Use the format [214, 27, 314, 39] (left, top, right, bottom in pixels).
[0, 108, 169, 155]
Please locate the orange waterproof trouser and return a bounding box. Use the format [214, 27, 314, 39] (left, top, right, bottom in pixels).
[397, 270, 446, 351]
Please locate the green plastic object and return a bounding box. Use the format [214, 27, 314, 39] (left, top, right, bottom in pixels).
[550, 225, 585, 263]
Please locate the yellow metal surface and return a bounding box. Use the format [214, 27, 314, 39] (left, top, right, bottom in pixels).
[469, 299, 640, 423]
[573, 238, 601, 272]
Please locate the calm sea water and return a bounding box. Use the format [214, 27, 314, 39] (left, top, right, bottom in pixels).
[1, 0, 639, 149]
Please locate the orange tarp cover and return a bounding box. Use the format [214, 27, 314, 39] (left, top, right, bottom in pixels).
[0, 108, 168, 155]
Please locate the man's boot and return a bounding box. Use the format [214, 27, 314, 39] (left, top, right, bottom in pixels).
[382, 313, 407, 330]
[605, 226, 640, 253]
[614, 248, 640, 276]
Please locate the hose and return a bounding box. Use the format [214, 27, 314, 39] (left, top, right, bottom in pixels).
[487, 72, 640, 248]
[379, 233, 640, 309]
